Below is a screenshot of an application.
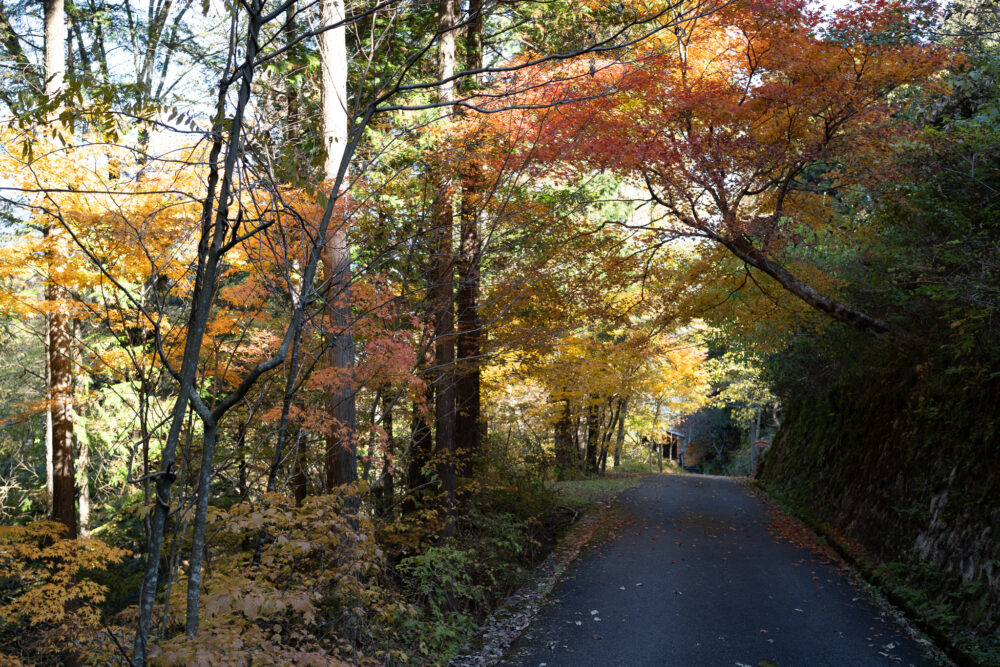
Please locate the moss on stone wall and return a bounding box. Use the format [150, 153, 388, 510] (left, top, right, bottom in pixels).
[760, 362, 1000, 658]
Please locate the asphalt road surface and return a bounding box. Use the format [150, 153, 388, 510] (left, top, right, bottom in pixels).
[502, 474, 939, 667]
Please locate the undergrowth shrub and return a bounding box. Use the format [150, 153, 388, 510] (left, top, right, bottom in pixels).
[154, 490, 413, 666]
[0, 521, 128, 665]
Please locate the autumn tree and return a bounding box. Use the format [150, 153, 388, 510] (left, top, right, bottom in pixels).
[512, 0, 949, 337]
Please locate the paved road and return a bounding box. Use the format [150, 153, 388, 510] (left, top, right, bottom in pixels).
[503, 474, 939, 667]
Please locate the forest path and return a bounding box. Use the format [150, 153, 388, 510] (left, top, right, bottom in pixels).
[500, 474, 940, 667]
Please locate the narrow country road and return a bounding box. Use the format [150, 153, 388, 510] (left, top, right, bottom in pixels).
[501, 474, 940, 667]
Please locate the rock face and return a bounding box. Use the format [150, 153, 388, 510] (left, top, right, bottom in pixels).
[759, 369, 1000, 636]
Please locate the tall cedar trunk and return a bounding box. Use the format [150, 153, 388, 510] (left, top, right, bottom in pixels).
[454, 0, 484, 481]
[554, 398, 575, 478]
[613, 397, 628, 467]
[320, 0, 357, 489]
[432, 0, 460, 536]
[45, 0, 76, 539]
[585, 400, 599, 473]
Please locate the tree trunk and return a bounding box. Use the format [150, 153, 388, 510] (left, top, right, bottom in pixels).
[320, 0, 357, 489]
[454, 0, 484, 482]
[575, 416, 584, 470]
[292, 431, 308, 505]
[283, 2, 301, 174]
[613, 397, 628, 467]
[554, 399, 575, 478]
[380, 390, 395, 515]
[45, 0, 76, 539]
[585, 400, 599, 473]
[432, 0, 460, 536]
[75, 323, 90, 537]
[598, 400, 619, 475]
[45, 325, 53, 510]
[406, 379, 434, 513]
[185, 421, 217, 637]
[718, 234, 891, 336]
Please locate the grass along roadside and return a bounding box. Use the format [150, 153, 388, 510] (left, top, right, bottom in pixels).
[549, 468, 658, 510]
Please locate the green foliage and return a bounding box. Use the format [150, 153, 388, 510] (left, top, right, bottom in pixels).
[875, 559, 1000, 664]
[397, 545, 483, 659]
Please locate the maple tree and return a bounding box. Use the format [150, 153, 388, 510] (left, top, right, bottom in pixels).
[1, 0, 989, 663]
[496, 0, 949, 336]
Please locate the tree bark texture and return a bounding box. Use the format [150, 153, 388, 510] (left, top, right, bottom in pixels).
[45, 0, 77, 539]
[320, 0, 358, 489]
[406, 373, 434, 513]
[455, 0, 484, 481]
[431, 0, 460, 535]
[613, 398, 628, 467]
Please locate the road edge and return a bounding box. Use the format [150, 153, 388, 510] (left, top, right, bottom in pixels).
[747, 479, 962, 667]
[448, 475, 646, 666]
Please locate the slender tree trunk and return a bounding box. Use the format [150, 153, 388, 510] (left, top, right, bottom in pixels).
[320, 0, 357, 489]
[613, 397, 628, 467]
[135, 14, 259, 659]
[585, 400, 599, 473]
[75, 322, 90, 537]
[574, 415, 583, 471]
[45, 325, 53, 508]
[185, 420, 217, 636]
[406, 377, 434, 513]
[45, 0, 77, 539]
[380, 390, 395, 515]
[278, 2, 308, 510]
[598, 400, 619, 475]
[292, 432, 308, 505]
[454, 0, 484, 481]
